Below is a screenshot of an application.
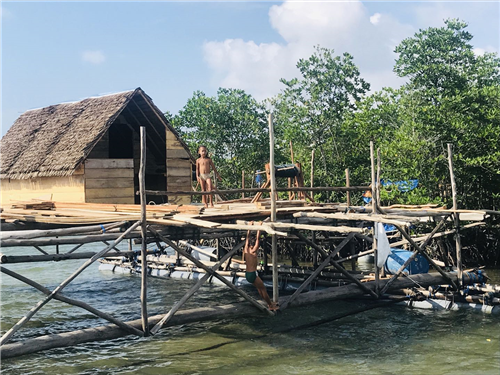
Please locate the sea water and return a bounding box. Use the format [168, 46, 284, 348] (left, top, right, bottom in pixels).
[1, 243, 499, 374]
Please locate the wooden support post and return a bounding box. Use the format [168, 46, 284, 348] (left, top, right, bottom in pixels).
[242, 170, 245, 199]
[295, 232, 378, 299]
[269, 113, 279, 303]
[376, 148, 382, 212]
[312, 231, 318, 268]
[448, 143, 462, 287]
[311, 149, 315, 200]
[0, 266, 144, 337]
[149, 228, 273, 315]
[0, 220, 142, 346]
[139, 127, 149, 336]
[370, 141, 380, 295]
[345, 168, 351, 207]
[150, 239, 246, 334]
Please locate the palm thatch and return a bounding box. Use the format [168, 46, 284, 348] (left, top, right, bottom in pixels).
[0, 88, 191, 180]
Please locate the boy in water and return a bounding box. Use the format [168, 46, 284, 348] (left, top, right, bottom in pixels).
[196, 145, 221, 207]
[239, 222, 279, 311]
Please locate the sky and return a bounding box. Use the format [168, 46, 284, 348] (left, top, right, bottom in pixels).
[1, 1, 499, 136]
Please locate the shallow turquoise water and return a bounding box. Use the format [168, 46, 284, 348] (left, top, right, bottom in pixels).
[1, 243, 499, 374]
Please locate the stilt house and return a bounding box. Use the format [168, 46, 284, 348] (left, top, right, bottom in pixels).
[0, 88, 194, 205]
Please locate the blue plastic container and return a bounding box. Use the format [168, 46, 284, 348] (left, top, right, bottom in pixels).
[384, 248, 429, 275]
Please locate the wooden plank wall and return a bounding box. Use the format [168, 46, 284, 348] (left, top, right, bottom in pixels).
[166, 130, 192, 205]
[0, 175, 86, 205]
[84, 159, 134, 204]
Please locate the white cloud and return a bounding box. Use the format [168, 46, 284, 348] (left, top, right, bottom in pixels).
[81, 50, 106, 65]
[473, 46, 498, 56]
[202, 0, 495, 100]
[370, 13, 381, 25]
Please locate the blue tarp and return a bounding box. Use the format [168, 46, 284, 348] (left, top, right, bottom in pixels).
[381, 179, 419, 192]
[363, 179, 419, 204]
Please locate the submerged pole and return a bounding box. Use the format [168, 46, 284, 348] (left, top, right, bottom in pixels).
[139, 126, 149, 336]
[268, 112, 279, 303]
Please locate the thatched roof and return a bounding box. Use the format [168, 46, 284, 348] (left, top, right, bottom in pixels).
[1, 88, 192, 180]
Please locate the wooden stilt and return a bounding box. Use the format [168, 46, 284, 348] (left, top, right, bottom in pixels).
[311, 150, 315, 200]
[0, 266, 144, 337]
[139, 127, 149, 336]
[370, 141, 380, 295]
[148, 227, 273, 315]
[448, 143, 463, 287]
[345, 168, 351, 207]
[150, 239, 246, 334]
[0, 220, 141, 346]
[295, 231, 378, 299]
[281, 232, 356, 309]
[268, 113, 279, 304]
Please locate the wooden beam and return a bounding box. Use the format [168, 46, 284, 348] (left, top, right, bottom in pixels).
[0, 266, 144, 337]
[139, 127, 149, 336]
[0, 221, 142, 346]
[148, 227, 273, 315]
[150, 238, 246, 334]
[295, 231, 379, 299]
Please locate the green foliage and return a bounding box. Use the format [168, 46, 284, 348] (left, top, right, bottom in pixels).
[393, 18, 500, 208]
[271, 45, 370, 199]
[166, 19, 499, 210]
[379, 186, 443, 207]
[170, 88, 269, 190]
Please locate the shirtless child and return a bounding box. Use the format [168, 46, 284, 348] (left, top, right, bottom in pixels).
[196, 145, 221, 208]
[239, 222, 279, 311]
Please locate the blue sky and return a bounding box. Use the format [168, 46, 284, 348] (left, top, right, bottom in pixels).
[2, 1, 499, 136]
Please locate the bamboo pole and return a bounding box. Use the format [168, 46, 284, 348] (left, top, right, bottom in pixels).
[448, 143, 463, 287]
[370, 141, 380, 295]
[144, 185, 370, 196]
[0, 266, 144, 337]
[293, 211, 417, 226]
[376, 148, 382, 211]
[1, 232, 142, 248]
[149, 227, 273, 315]
[311, 149, 315, 200]
[0, 222, 127, 240]
[150, 239, 246, 334]
[0, 220, 142, 346]
[242, 170, 245, 199]
[345, 168, 351, 207]
[139, 127, 149, 336]
[269, 113, 279, 303]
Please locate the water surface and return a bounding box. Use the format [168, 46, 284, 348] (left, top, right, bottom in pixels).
[1, 243, 499, 374]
